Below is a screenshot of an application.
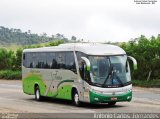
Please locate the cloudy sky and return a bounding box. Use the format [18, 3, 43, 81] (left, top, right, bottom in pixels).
[0, 0, 160, 42]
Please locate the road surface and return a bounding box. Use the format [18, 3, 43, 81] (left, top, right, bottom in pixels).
[0, 80, 159, 118]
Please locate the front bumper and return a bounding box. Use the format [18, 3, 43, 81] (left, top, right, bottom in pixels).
[89, 91, 132, 104]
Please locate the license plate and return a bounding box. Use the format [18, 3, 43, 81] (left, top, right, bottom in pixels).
[111, 97, 117, 101]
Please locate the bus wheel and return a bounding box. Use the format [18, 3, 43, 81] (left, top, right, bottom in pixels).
[108, 102, 116, 106]
[73, 90, 81, 106]
[35, 86, 42, 101]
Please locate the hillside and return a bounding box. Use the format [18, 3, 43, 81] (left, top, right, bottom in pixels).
[0, 26, 74, 46]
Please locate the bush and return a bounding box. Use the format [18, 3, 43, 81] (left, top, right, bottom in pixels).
[132, 79, 160, 88]
[0, 70, 21, 80]
[0, 48, 15, 70]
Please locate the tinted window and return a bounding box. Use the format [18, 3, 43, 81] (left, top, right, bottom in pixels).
[25, 53, 32, 68]
[23, 53, 26, 66]
[66, 52, 76, 72]
[56, 52, 65, 69]
[76, 51, 87, 64]
[35, 52, 57, 69]
[23, 53, 25, 60]
[23, 51, 76, 73]
[36, 52, 46, 68]
[50, 53, 57, 69]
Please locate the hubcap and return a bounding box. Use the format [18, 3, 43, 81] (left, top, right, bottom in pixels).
[36, 89, 40, 100]
[74, 93, 79, 104]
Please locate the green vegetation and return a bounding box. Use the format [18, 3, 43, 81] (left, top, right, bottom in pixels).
[1, 43, 23, 51]
[0, 26, 79, 46]
[132, 79, 160, 88]
[0, 70, 21, 80]
[120, 35, 160, 88]
[120, 35, 160, 81]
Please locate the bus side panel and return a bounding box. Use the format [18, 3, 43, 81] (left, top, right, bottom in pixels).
[22, 72, 47, 96]
[48, 70, 77, 100]
[23, 75, 34, 95]
[56, 84, 73, 100]
[22, 67, 34, 95]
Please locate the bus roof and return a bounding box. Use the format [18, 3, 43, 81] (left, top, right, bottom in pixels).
[23, 43, 126, 55]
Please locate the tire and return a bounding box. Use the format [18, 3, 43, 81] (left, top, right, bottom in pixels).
[108, 102, 116, 106]
[35, 86, 42, 101]
[73, 90, 81, 106]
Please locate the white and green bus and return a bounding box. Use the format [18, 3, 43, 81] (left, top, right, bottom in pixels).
[22, 43, 137, 106]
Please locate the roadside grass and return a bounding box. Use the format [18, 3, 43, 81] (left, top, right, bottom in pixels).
[132, 79, 160, 88]
[0, 43, 22, 51]
[0, 70, 21, 80]
[7, 43, 22, 51]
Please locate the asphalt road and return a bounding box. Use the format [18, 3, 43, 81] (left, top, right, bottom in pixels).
[0, 80, 160, 118]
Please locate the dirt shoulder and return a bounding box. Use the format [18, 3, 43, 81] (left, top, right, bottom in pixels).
[0, 79, 21, 84]
[133, 86, 160, 94]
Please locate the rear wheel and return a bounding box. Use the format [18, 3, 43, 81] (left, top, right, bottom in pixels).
[108, 102, 116, 106]
[35, 86, 42, 101]
[73, 90, 81, 106]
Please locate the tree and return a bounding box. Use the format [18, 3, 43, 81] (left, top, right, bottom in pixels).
[120, 35, 160, 80]
[14, 48, 23, 70]
[0, 48, 14, 70]
[71, 36, 77, 41]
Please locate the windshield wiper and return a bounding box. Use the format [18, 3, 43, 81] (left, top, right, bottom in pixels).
[102, 65, 113, 87]
[102, 65, 124, 87]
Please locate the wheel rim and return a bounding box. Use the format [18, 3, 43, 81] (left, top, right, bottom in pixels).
[74, 93, 79, 105]
[36, 89, 40, 100]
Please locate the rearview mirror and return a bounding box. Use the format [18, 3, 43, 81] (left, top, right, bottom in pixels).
[81, 57, 91, 71]
[128, 56, 137, 70]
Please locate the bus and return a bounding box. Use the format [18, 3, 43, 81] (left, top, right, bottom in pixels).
[22, 43, 137, 106]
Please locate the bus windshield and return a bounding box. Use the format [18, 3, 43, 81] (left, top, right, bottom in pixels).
[89, 55, 130, 87]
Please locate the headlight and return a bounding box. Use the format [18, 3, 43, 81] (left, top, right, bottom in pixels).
[127, 96, 131, 100]
[124, 89, 132, 93]
[91, 88, 103, 94]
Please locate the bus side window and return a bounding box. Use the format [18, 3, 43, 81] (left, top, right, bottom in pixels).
[23, 53, 25, 60]
[79, 60, 90, 83]
[56, 52, 65, 69]
[32, 52, 37, 68]
[26, 53, 32, 68]
[45, 53, 53, 69]
[51, 58, 57, 69]
[50, 53, 57, 69]
[66, 52, 76, 73]
[79, 60, 85, 79]
[23, 53, 26, 67]
[76, 51, 88, 79]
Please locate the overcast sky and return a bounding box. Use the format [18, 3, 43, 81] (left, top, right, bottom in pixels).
[0, 0, 160, 42]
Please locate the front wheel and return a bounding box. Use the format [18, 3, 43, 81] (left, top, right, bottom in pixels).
[35, 86, 42, 101]
[73, 90, 81, 106]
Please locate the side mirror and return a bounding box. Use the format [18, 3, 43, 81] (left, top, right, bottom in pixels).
[128, 56, 137, 70]
[81, 57, 91, 71]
